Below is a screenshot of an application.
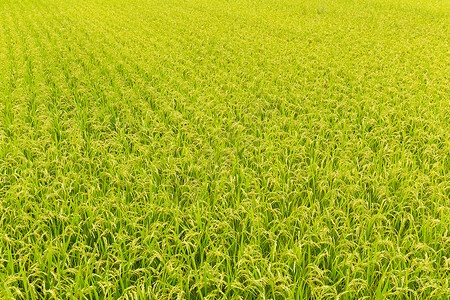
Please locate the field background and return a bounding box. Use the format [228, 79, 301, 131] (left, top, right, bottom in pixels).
[0, 0, 449, 299]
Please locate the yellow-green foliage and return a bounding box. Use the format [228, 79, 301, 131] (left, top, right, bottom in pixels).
[0, 0, 449, 299]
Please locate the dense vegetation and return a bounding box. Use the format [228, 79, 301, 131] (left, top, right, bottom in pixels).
[0, 0, 449, 298]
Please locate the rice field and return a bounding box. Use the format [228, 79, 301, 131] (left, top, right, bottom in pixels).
[0, 0, 449, 298]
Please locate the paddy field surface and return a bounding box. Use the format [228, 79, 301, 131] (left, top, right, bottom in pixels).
[0, 0, 449, 298]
